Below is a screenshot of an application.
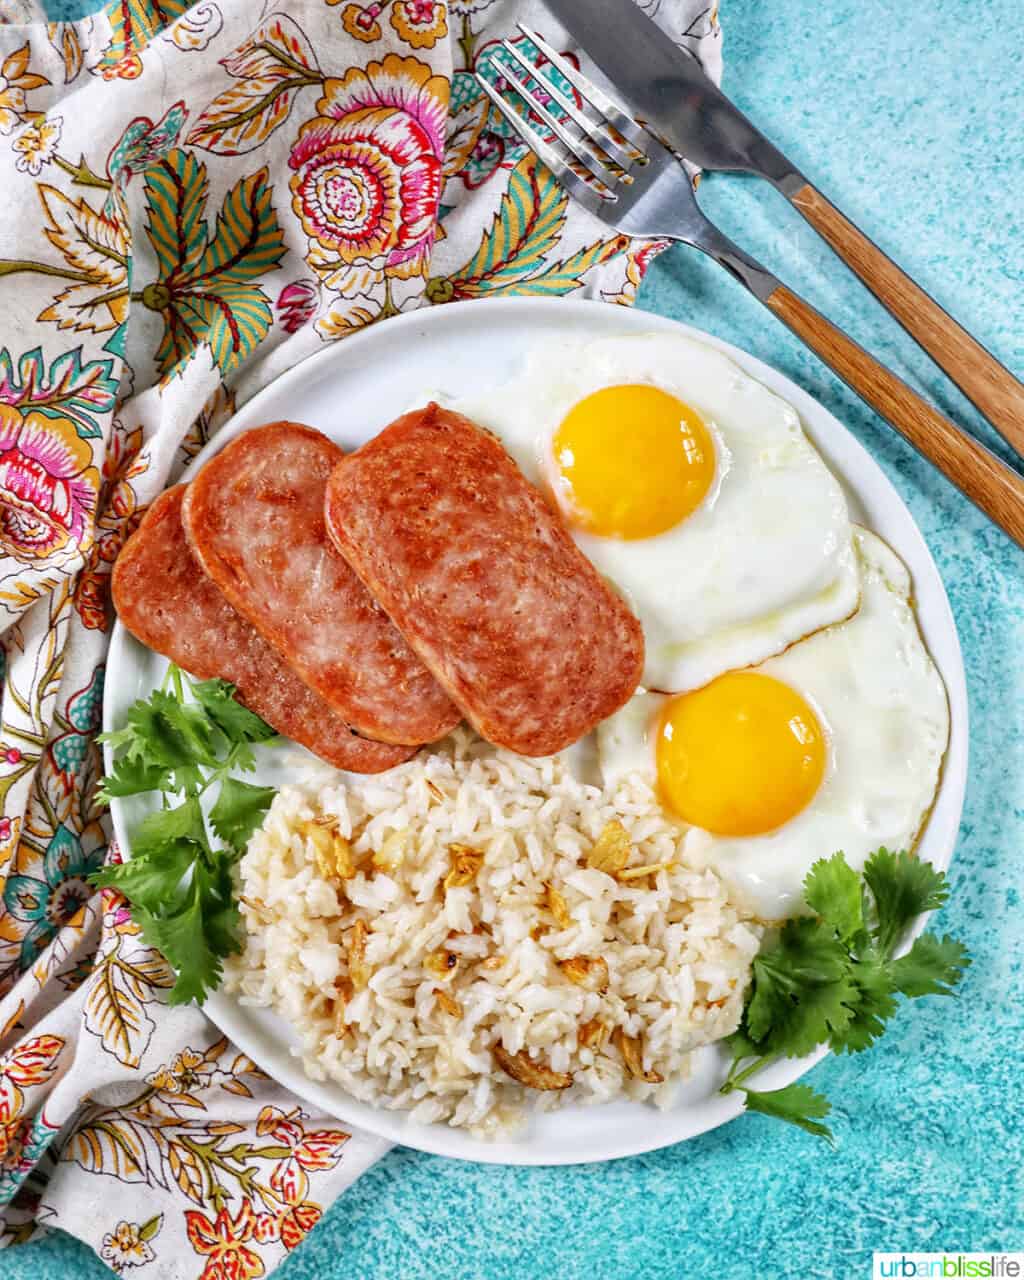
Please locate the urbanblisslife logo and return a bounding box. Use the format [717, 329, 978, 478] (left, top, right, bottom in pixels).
[873, 1256, 1024, 1278]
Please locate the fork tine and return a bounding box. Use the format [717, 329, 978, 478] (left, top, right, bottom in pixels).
[475, 75, 615, 217]
[517, 23, 648, 147]
[497, 38, 636, 170]
[486, 56, 619, 187]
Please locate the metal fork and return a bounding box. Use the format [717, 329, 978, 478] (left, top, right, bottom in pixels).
[476, 29, 1024, 549]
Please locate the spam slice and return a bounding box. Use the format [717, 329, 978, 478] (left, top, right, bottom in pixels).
[112, 486, 413, 774]
[325, 404, 645, 756]
[181, 422, 460, 747]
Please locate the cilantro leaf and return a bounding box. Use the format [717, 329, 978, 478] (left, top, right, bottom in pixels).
[199, 857, 245, 958]
[741, 1083, 834, 1144]
[804, 853, 864, 942]
[746, 917, 851, 1048]
[98, 664, 279, 1006]
[724, 1026, 761, 1063]
[209, 777, 276, 855]
[889, 933, 971, 998]
[191, 679, 276, 745]
[125, 858, 243, 1006]
[98, 723, 143, 754]
[152, 692, 226, 766]
[863, 848, 950, 956]
[724, 849, 970, 1144]
[120, 697, 185, 763]
[220, 739, 258, 777]
[92, 800, 209, 920]
[98, 756, 173, 801]
[753, 917, 851, 996]
[781, 979, 859, 1058]
[131, 798, 208, 859]
[99, 689, 229, 797]
[142, 875, 227, 1006]
[829, 948, 898, 1054]
[91, 844, 195, 915]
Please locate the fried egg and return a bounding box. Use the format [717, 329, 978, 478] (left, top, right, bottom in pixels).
[597, 529, 950, 919]
[445, 333, 860, 692]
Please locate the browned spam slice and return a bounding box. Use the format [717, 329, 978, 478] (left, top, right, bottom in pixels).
[111, 486, 414, 774]
[180, 422, 460, 747]
[324, 404, 645, 757]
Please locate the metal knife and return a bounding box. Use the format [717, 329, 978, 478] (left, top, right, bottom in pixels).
[542, 0, 1024, 458]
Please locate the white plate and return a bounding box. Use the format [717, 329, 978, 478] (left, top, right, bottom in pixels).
[104, 298, 968, 1166]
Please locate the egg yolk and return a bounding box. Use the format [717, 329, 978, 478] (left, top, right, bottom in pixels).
[656, 672, 826, 836]
[552, 385, 714, 539]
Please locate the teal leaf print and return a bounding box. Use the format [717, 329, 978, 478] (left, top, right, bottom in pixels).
[495, 234, 629, 297]
[0, 346, 120, 440]
[108, 102, 189, 186]
[194, 170, 288, 283]
[98, 0, 192, 80]
[143, 149, 209, 282]
[429, 153, 629, 301]
[459, 152, 566, 290]
[140, 151, 287, 380]
[4, 823, 104, 971]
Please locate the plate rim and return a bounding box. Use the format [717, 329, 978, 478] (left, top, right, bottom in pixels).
[104, 296, 969, 1166]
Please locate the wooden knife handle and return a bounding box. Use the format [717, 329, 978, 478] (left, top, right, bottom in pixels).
[790, 183, 1024, 457]
[764, 283, 1024, 548]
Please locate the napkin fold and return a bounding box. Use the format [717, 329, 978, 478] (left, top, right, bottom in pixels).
[0, 1, 722, 1273]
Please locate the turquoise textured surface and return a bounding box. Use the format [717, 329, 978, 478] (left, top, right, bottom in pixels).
[12, 0, 1024, 1276]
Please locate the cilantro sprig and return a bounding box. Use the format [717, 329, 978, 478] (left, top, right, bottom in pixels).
[721, 849, 971, 1144]
[92, 665, 277, 1005]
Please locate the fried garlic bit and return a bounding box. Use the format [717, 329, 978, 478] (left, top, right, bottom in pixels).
[613, 1027, 664, 1084]
[345, 919, 371, 992]
[578, 1018, 609, 1050]
[444, 843, 483, 890]
[587, 821, 631, 876]
[618, 861, 675, 882]
[586, 822, 674, 882]
[544, 881, 572, 929]
[239, 895, 270, 924]
[331, 977, 354, 1035]
[425, 948, 460, 981]
[300, 818, 355, 881]
[558, 955, 609, 993]
[433, 987, 462, 1018]
[493, 1045, 572, 1091]
[372, 828, 408, 874]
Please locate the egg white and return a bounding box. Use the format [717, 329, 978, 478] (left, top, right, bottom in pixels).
[444, 333, 861, 693]
[597, 528, 950, 920]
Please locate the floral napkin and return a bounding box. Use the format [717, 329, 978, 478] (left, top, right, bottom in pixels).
[0, 1, 722, 1275]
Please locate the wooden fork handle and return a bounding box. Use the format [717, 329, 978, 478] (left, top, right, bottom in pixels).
[789, 183, 1024, 457]
[764, 284, 1024, 548]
